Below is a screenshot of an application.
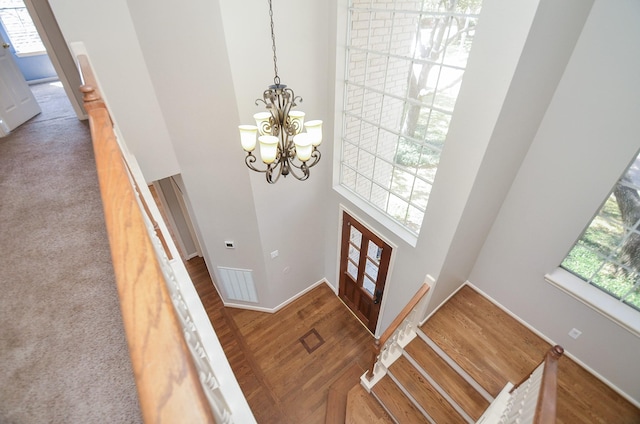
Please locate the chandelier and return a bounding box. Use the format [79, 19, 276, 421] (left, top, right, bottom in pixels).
[238, 0, 322, 183]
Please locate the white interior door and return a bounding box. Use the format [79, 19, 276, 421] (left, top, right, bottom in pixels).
[0, 33, 40, 135]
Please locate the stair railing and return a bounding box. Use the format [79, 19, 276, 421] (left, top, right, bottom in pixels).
[477, 345, 564, 424]
[362, 283, 430, 390]
[77, 53, 255, 423]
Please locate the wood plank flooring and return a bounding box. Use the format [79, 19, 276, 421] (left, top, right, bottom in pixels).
[187, 257, 374, 424]
[187, 257, 639, 424]
[421, 285, 640, 424]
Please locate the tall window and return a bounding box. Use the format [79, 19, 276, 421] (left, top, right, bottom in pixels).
[0, 0, 45, 56]
[562, 152, 640, 311]
[340, 0, 482, 234]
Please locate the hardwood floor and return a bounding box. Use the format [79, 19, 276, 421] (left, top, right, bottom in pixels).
[187, 257, 374, 424]
[187, 257, 639, 424]
[422, 285, 640, 424]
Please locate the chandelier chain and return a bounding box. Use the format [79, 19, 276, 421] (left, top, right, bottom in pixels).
[268, 0, 280, 86]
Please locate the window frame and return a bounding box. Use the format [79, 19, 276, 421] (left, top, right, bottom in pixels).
[333, 0, 481, 243]
[0, 2, 46, 57]
[545, 267, 640, 337]
[547, 151, 640, 337]
[333, 0, 421, 246]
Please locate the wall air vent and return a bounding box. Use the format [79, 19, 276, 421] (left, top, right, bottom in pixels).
[217, 267, 258, 303]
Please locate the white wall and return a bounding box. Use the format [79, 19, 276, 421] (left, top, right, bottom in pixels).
[47, 0, 179, 183]
[326, 0, 640, 402]
[51, 0, 335, 310]
[122, 0, 271, 305]
[325, 0, 589, 336]
[218, 0, 334, 307]
[469, 0, 640, 401]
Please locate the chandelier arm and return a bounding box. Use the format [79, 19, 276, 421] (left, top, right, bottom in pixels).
[245, 153, 264, 172]
[286, 149, 321, 171]
[265, 161, 284, 183]
[284, 157, 311, 181]
[289, 162, 310, 181]
[306, 149, 321, 168]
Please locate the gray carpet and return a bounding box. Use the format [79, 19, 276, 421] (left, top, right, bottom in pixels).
[0, 82, 142, 423]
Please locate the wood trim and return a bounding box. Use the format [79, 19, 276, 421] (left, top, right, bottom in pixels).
[77, 55, 215, 423]
[379, 283, 430, 347]
[509, 344, 563, 424]
[534, 345, 564, 424]
[366, 283, 430, 379]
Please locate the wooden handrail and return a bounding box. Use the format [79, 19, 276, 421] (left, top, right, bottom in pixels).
[78, 55, 215, 423]
[534, 345, 564, 423]
[366, 283, 430, 379]
[509, 345, 564, 424]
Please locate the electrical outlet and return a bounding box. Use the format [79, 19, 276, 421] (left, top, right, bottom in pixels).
[224, 241, 235, 249]
[568, 328, 582, 339]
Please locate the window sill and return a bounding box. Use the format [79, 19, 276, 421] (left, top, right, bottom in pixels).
[333, 185, 419, 247]
[545, 268, 640, 338]
[15, 50, 46, 58]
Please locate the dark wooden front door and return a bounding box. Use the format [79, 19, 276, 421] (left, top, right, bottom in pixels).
[338, 211, 392, 333]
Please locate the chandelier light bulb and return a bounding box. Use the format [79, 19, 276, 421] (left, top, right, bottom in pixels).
[238, 125, 258, 152]
[288, 111, 305, 135]
[293, 133, 313, 162]
[253, 112, 271, 136]
[304, 120, 323, 147]
[258, 135, 279, 164]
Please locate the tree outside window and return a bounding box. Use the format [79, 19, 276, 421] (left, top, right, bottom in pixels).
[340, 0, 483, 234]
[562, 152, 640, 310]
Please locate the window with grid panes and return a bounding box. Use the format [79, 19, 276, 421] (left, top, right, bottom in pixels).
[339, 0, 483, 234]
[561, 151, 640, 311]
[0, 0, 45, 55]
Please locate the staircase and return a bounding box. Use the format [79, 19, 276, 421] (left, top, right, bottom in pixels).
[370, 328, 491, 423]
[356, 284, 561, 424]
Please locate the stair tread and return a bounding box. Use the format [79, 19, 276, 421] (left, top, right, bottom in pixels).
[372, 375, 428, 423]
[346, 383, 393, 424]
[390, 356, 466, 424]
[406, 337, 490, 420]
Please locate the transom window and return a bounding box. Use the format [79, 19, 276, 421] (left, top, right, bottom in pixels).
[562, 151, 640, 311]
[339, 0, 482, 234]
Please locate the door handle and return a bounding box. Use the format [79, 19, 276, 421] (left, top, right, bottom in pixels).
[373, 290, 382, 304]
[2, 43, 10, 49]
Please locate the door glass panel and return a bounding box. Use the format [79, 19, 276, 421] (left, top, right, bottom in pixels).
[347, 260, 358, 280]
[350, 226, 362, 248]
[348, 244, 360, 264]
[363, 275, 376, 296]
[367, 240, 382, 262]
[365, 258, 379, 281]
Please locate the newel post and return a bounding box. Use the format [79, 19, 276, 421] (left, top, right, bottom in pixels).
[366, 339, 381, 380]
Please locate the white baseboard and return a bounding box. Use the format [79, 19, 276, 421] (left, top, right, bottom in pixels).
[28, 77, 59, 85]
[465, 280, 640, 409]
[222, 278, 332, 314]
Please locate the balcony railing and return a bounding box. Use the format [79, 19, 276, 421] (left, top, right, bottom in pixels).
[77, 52, 255, 424]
